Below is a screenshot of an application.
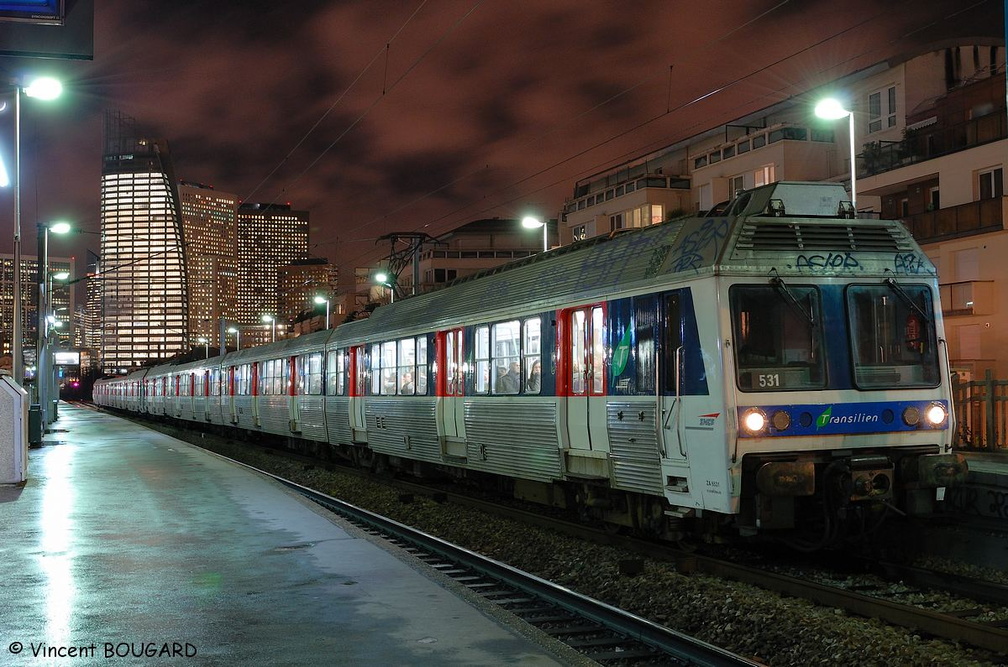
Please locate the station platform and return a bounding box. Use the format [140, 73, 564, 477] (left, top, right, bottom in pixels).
[954, 450, 1008, 522]
[0, 402, 577, 666]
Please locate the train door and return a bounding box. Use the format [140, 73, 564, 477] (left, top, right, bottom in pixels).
[251, 361, 260, 426]
[227, 366, 237, 423]
[436, 329, 466, 456]
[287, 355, 299, 432]
[657, 293, 688, 464]
[563, 305, 607, 451]
[348, 346, 367, 441]
[173, 374, 181, 417]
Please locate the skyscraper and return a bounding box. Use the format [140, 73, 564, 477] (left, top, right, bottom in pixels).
[0, 253, 73, 369]
[178, 181, 239, 347]
[99, 111, 188, 373]
[236, 202, 309, 345]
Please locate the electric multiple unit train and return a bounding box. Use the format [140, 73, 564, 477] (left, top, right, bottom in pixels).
[94, 181, 968, 548]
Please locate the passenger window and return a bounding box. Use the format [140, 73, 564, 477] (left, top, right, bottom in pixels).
[416, 337, 428, 395]
[327, 350, 343, 396]
[492, 320, 521, 395]
[571, 310, 587, 395]
[523, 318, 542, 394]
[381, 341, 397, 395]
[591, 307, 605, 394]
[398, 338, 416, 395]
[474, 326, 490, 394]
[369, 344, 382, 395]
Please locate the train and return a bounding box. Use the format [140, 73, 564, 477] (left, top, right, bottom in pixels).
[94, 181, 968, 549]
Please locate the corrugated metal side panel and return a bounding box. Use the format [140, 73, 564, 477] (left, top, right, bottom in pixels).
[365, 399, 440, 462]
[464, 400, 560, 482]
[325, 397, 353, 446]
[207, 398, 226, 425]
[607, 401, 664, 495]
[297, 396, 327, 442]
[259, 396, 290, 436]
[233, 396, 258, 430]
[193, 397, 208, 422]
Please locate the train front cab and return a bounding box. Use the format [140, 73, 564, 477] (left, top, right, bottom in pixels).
[726, 275, 967, 543]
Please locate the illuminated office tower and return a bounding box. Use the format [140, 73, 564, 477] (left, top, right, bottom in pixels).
[99, 111, 188, 373]
[178, 181, 239, 347]
[0, 253, 73, 369]
[236, 202, 309, 346]
[79, 251, 102, 351]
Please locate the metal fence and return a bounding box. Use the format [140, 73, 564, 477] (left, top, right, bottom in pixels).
[953, 370, 1008, 451]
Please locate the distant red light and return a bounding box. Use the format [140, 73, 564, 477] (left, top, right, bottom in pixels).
[71, 381, 80, 388]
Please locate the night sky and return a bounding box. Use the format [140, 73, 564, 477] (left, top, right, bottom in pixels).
[0, 0, 1001, 289]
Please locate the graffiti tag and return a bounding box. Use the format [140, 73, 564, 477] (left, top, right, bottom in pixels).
[795, 252, 860, 273]
[893, 252, 927, 275]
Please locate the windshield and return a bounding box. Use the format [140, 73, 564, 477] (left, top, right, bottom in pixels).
[846, 284, 940, 388]
[731, 284, 825, 391]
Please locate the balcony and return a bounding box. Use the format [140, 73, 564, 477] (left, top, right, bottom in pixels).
[901, 197, 1005, 244]
[939, 280, 994, 316]
[858, 112, 1007, 178]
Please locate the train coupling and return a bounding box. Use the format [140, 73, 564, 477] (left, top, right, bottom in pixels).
[846, 455, 894, 502]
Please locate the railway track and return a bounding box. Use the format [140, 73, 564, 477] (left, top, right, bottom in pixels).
[386, 477, 1008, 655]
[225, 456, 760, 667]
[113, 412, 1008, 660]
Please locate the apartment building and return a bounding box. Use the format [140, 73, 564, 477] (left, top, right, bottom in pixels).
[561, 40, 1007, 376]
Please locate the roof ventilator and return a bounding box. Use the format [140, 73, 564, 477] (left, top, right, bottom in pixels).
[837, 200, 856, 219]
[767, 199, 786, 217]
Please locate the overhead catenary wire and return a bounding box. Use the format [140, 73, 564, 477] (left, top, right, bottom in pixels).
[331, 0, 995, 270]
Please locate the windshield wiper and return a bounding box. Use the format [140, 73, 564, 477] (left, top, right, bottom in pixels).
[884, 277, 931, 323]
[769, 270, 818, 331]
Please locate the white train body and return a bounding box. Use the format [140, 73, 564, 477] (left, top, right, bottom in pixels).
[94, 182, 967, 545]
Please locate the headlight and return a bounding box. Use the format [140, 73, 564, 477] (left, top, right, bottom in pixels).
[742, 408, 767, 434]
[902, 406, 921, 426]
[925, 402, 948, 427]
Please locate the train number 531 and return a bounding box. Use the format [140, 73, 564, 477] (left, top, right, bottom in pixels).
[757, 374, 781, 388]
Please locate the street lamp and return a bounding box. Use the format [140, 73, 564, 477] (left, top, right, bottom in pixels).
[227, 326, 240, 351]
[8, 75, 63, 386]
[36, 220, 71, 427]
[261, 314, 276, 342]
[521, 216, 548, 252]
[313, 295, 330, 330]
[198, 336, 209, 359]
[374, 271, 395, 303]
[814, 97, 857, 211]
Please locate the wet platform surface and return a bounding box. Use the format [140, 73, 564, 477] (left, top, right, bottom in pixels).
[0, 403, 572, 666]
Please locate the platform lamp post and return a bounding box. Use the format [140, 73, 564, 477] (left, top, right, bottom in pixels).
[261, 314, 276, 343]
[521, 216, 549, 252]
[36, 219, 71, 428]
[7, 75, 63, 387]
[227, 326, 241, 351]
[814, 97, 857, 212]
[44, 311, 65, 424]
[313, 295, 330, 330]
[198, 336, 209, 359]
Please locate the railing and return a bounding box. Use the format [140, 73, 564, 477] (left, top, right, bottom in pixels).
[953, 370, 1008, 451]
[901, 198, 1004, 244]
[858, 112, 1007, 179]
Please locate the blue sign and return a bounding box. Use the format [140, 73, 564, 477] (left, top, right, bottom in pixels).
[738, 400, 949, 437]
